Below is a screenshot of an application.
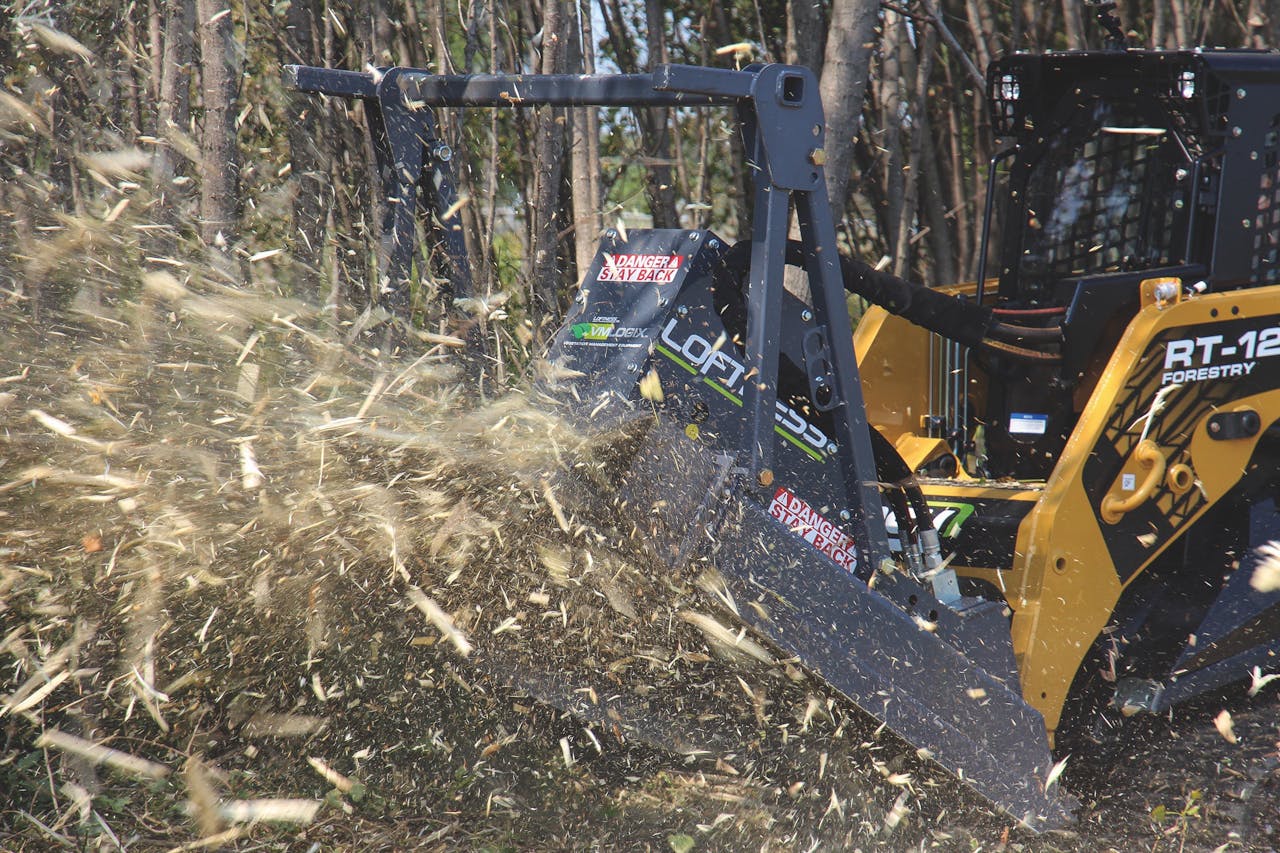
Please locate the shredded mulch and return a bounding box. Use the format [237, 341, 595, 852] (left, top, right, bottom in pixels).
[1, 225, 1277, 852]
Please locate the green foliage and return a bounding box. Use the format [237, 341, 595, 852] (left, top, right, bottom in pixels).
[1150, 788, 1203, 847]
[668, 832, 696, 853]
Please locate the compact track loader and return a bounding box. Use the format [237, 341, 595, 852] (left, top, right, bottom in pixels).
[286, 20, 1280, 830]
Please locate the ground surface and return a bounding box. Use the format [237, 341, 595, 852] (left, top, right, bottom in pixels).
[1, 262, 1278, 852]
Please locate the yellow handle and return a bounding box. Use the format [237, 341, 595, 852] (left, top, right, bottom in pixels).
[1101, 440, 1166, 524]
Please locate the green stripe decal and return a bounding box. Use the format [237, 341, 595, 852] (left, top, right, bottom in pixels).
[655, 343, 822, 463]
[701, 377, 741, 404]
[774, 424, 822, 461]
[655, 343, 697, 375]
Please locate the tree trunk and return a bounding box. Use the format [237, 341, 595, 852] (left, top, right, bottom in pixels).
[963, 0, 992, 73]
[598, 0, 677, 229]
[569, 0, 601, 280]
[196, 0, 240, 248]
[529, 0, 568, 328]
[281, 0, 325, 274]
[152, 0, 194, 213]
[1246, 0, 1280, 46]
[1062, 0, 1087, 50]
[786, 0, 825, 74]
[921, 129, 958, 286]
[879, 8, 906, 251]
[893, 21, 937, 279]
[642, 0, 677, 229]
[148, 0, 162, 102]
[817, 0, 879, 218]
[1169, 0, 1191, 47]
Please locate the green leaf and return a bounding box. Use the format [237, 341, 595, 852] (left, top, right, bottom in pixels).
[348, 780, 366, 803]
[1150, 804, 1167, 823]
[668, 833, 696, 853]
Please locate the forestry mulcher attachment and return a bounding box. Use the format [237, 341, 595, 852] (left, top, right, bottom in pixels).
[287, 35, 1280, 830]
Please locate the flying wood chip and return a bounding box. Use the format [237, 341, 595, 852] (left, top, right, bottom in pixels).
[1213, 709, 1238, 744]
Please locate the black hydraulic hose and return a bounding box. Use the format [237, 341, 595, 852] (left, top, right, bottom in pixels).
[721, 240, 1059, 361]
[868, 426, 935, 542]
[987, 321, 1063, 345]
[836, 255, 997, 350]
[993, 305, 1066, 317]
[980, 337, 1062, 363]
[884, 482, 917, 545]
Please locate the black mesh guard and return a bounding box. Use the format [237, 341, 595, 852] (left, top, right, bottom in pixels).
[1013, 99, 1188, 299]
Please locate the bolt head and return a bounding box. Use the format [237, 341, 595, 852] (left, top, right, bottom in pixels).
[838, 509, 852, 522]
[801, 309, 813, 322]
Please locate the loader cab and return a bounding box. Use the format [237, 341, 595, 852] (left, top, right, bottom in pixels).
[971, 49, 1280, 479]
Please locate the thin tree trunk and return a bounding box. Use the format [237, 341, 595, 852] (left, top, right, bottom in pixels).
[963, 0, 992, 73]
[786, 0, 824, 73]
[880, 9, 906, 251]
[122, 14, 145, 141]
[529, 0, 568, 327]
[701, 3, 750, 234]
[1169, 0, 1191, 47]
[598, 0, 677, 229]
[148, 0, 162, 102]
[152, 0, 194, 216]
[817, 0, 879, 217]
[921, 129, 958, 286]
[1152, 0, 1168, 48]
[1062, 0, 1088, 50]
[893, 22, 936, 279]
[1010, 0, 1025, 50]
[196, 0, 240, 248]
[1245, 0, 1268, 46]
[642, 0, 677, 229]
[282, 0, 324, 274]
[372, 0, 394, 65]
[569, 0, 601, 279]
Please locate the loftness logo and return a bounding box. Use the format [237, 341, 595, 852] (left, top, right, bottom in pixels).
[656, 318, 835, 460]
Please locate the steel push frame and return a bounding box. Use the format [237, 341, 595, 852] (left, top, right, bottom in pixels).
[284, 61, 891, 562]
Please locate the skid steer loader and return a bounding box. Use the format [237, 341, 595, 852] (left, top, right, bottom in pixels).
[285, 17, 1280, 830]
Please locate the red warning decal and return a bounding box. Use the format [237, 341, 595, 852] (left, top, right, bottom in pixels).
[768, 487, 859, 573]
[597, 253, 683, 284]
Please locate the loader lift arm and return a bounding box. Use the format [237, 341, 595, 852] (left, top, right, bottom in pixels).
[286, 61, 1073, 830]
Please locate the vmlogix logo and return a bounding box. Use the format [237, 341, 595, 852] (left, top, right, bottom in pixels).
[568, 319, 649, 347]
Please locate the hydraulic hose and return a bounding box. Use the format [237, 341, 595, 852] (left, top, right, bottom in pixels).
[721, 240, 1061, 362]
[867, 426, 937, 568]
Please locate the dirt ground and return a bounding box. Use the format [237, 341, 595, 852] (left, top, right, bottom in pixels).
[1, 259, 1278, 852]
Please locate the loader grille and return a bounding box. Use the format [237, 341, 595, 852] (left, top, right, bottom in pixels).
[1251, 114, 1280, 285]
